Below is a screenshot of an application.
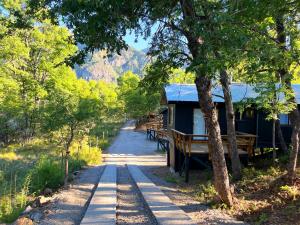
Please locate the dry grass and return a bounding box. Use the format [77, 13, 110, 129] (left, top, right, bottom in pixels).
[230, 165, 300, 225]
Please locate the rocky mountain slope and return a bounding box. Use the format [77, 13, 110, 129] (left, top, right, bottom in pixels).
[75, 47, 148, 83]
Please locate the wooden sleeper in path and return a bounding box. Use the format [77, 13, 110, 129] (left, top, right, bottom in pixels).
[127, 165, 197, 225]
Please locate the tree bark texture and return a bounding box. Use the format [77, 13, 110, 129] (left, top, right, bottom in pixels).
[64, 126, 74, 187]
[180, 0, 233, 206]
[195, 76, 233, 206]
[272, 119, 277, 162]
[276, 17, 300, 183]
[275, 119, 288, 153]
[287, 108, 300, 182]
[220, 70, 242, 180]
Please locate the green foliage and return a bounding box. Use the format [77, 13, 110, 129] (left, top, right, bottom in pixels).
[29, 156, 64, 193]
[70, 138, 102, 166]
[168, 68, 195, 84]
[256, 213, 269, 225]
[118, 71, 160, 118]
[142, 65, 195, 93]
[280, 185, 300, 200]
[196, 181, 218, 203]
[0, 1, 124, 222]
[254, 84, 295, 121]
[0, 13, 78, 144]
[0, 138, 104, 222]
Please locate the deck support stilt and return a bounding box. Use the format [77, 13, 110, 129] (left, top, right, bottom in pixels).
[184, 156, 190, 183]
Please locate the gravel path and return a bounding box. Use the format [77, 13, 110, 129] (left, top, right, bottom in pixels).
[117, 166, 157, 225]
[107, 120, 246, 225]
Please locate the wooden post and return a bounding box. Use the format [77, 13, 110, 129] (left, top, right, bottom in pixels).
[185, 156, 190, 183]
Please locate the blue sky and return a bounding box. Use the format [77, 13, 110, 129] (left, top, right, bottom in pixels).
[124, 23, 159, 50]
[124, 33, 150, 50]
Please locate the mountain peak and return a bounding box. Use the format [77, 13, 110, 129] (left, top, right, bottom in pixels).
[75, 47, 148, 82]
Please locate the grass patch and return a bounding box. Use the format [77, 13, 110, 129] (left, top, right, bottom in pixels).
[196, 181, 218, 204]
[0, 120, 123, 223]
[0, 140, 100, 223]
[164, 174, 179, 184]
[90, 120, 123, 150]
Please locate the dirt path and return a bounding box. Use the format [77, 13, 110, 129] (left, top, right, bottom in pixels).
[104, 120, 163, 224]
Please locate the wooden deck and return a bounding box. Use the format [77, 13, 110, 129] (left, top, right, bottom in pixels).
[188, 143, 248, 155]
[172, 130, 256, 157]
[171, 129, 257, 182]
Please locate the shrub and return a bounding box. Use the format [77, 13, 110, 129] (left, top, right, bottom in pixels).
[69, 157, 85, 172]
[196, 181, 218, 203]
[256, 213, 269, 225]
[280, 185, 299, 200]
[70, 139, 102, 166]
[30, 156, 64, 193]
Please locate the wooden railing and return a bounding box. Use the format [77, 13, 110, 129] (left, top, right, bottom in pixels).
[171, 129, 256, 158]
[145, 121, 163, 131]
[145, 121, 163, 140]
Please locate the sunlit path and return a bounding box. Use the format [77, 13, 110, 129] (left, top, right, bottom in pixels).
[81, 121, 200, 225]
[104, 120, 166, 167]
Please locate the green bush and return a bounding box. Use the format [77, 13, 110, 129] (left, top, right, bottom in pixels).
[196, 181, 218, 203]
[70, 139, 102, 166]
[30, 156, 64, 193]
[69, 157, 85, 172]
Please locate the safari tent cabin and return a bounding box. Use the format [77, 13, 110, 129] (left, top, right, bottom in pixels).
[161, 83, 300, 150]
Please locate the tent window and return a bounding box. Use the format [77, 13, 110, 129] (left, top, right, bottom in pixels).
[279, 114, 289, 125]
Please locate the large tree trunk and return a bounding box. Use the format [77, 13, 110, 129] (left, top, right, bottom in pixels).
[275, 119, 288, 153]
[180, 0, 233, 206]
[220, 70, 242, 180]
[195, 76, 233, 206]
[287, 108, 300, 182]
[276, 17, 300, 183]
[272, 119, 277, 162]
